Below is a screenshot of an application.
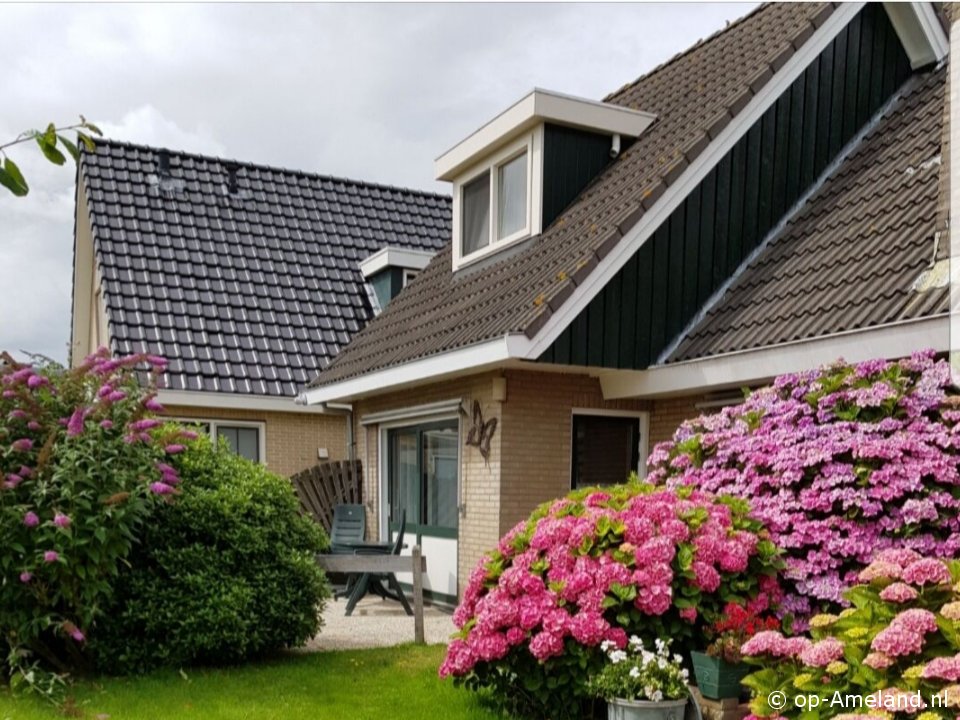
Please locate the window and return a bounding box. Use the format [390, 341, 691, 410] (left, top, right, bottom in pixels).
[454, 132, 536, 267]
[386, 419, 459, 537]
[402, 268, 419, 286]
[571, 414, 642, 489]
[217, 425, 261, 463]
[174, 418, 264, 464]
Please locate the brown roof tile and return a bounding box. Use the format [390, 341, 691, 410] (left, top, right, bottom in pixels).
[310, 2, 833, 388]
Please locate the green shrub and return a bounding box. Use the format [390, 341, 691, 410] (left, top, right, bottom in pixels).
[93, 434, 330, 673]
[0, 349, 182, 697]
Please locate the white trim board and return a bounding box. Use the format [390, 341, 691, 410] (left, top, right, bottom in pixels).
[884, 2, 949, 69]
[359, 247, 435, 278]
[158, 389, 343, 414]
[435, 88, 656, 181]
[598, 316, 949, 400]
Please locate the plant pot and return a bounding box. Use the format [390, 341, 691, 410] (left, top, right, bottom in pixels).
[690, 651, 750, 700]
[607, 697, 689, 720]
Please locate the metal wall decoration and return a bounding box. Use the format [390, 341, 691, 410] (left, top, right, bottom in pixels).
[463, 399, 497, 463]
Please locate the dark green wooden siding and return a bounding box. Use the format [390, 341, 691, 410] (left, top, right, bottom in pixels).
[369, 267, 404, 309]
[541, 124, 615, 229]
[539, 3, 912, 369]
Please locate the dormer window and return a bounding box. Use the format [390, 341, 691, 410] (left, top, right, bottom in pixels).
[360, 246, 435, 314]
[460, 135, 533, 260]
[437, 89, 655, 271]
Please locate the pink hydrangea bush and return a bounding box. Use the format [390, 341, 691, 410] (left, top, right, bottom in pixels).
[0, 349, 192, 697]
[742, 551, 960, 719]
[648, 351, 960, 622]
[440, 481, 781, 719]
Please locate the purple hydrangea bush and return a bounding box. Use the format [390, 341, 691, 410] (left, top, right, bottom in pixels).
[648, 350, 960, 622]
[0, 348, 192, 696]
[441, 481, 781, 719]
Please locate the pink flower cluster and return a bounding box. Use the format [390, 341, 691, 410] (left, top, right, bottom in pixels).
[740, 630, 812, 659]
[440, 485, 777, 678]
[648, 351, 960, 620]
[870, 609, 937, 658]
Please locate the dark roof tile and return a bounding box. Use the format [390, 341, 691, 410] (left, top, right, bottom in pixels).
[82, 139, 451, 397]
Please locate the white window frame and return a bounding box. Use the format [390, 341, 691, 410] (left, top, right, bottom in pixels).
[374, 407, 462, 541]
[569, 409, 649, 488]
[451, 127, 543, 270]
[401, 268, 419, 287]
[171, 417, 267, 464]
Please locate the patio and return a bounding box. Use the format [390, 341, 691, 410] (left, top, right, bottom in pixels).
[305, 596, 456, 651]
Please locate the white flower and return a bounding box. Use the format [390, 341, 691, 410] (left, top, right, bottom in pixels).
[609, 650, 628, 664]
[680, 669, 690, 680]
[644, 686, 655, 699]
[629, 635, 644, 649]
[629, 666, 641, 679]
[657, 658, 667, 669]
[651, 690, 664, 703]
[600, 640, 615, 653]
[673, 654, 683, 664]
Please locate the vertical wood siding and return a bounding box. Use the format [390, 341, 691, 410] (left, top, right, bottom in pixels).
[541, 124, 615, 229]
[539, 3, 912, 369]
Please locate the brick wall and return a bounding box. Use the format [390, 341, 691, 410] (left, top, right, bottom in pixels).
[648, 395, 706, 448]
[164, 404, 348, 477]
[498, 369, 649, 532]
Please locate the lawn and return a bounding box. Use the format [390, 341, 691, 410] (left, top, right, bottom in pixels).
[0, 644, 498, 720]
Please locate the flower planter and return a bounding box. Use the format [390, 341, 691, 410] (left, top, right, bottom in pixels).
[607, 697, 689, 720]
[690, 651, 750, 700]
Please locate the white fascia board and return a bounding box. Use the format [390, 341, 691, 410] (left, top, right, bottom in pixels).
[884, 2, 949, 69]
[599, 316, 949, 400]
[359, 247, 435, 278]
[359, 399, 463, 426]
[522, 2, 865, 359]
[156, 389, 342, 414]
[301, 335, 524, 405]
[435, 88, 656, 181]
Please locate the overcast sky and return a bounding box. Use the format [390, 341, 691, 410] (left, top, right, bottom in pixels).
[0, 2, 754, 364]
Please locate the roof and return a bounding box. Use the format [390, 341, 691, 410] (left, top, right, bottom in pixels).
[310, 2, 840, 388]
[80, 139, 451, 397]
[669, 67, 948, 362]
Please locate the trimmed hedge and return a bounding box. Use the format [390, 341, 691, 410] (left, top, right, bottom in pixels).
[93, 435, 329, 673]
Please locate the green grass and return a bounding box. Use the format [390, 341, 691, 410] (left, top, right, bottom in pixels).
[0, 645, 499, 720]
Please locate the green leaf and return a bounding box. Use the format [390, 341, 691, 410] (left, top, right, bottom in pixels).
[57, 134, 80, 161]
[77, 131, 96, 152]
[36, 135, 66, 166]
[83, 121, 103, 136]
[0, 161, 28, 196]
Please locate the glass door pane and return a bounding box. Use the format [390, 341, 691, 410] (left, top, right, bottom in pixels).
[422, 425, 458, 530]
[388, 428, 419, 525]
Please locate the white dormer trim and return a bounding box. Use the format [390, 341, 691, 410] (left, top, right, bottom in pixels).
[435, 88, 656, 182]
[359, 247, 435, 279]
[884, 2, 949, 69]
[451, 128, 544, 270]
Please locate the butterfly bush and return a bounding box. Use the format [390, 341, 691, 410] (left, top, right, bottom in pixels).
[648, 350, 960, 622]
[742, 551, 960, 720]
[440, 480, 781, 719]
[0, 348, 193, 699]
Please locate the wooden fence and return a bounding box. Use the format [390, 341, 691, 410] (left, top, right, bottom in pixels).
[290, 459, 363, 534]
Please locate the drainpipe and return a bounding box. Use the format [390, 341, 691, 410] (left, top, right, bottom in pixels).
[952, 17, 960, 384]
[609, 133, 622, 159]
[325, 402, 355, 464]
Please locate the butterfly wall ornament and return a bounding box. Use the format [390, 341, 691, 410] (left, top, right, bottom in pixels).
[463, 399, 497, 463]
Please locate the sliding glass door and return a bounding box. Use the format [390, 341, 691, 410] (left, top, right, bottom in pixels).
[386, 419, 459, 538]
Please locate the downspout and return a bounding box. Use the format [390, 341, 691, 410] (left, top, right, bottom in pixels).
[325, 401, 355, 464]
[952, 16, 960, 384]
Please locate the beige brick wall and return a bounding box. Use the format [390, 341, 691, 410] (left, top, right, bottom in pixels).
[164, 404, 349, 477]
[498, 369, 649, 532]
[648, 395, 706, 448]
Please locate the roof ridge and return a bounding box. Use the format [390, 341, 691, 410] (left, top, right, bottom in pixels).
[603, 2, 774, 104]
[85, 137, 452, 202]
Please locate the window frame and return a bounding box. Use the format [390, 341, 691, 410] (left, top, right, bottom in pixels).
[569, 409, 649, 490]
[451, 128, 543, 270]
[170, 417, 267, 464]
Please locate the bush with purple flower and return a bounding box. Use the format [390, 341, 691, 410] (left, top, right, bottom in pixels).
[648, 350, 960, 622]
[0, 348, 188, 697]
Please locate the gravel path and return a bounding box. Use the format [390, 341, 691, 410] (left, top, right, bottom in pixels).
[303, 596, 456, 651]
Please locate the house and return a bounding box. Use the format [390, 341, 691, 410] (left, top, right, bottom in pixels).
[302, 2, 952, 603]
[70, 139, 451, 476]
